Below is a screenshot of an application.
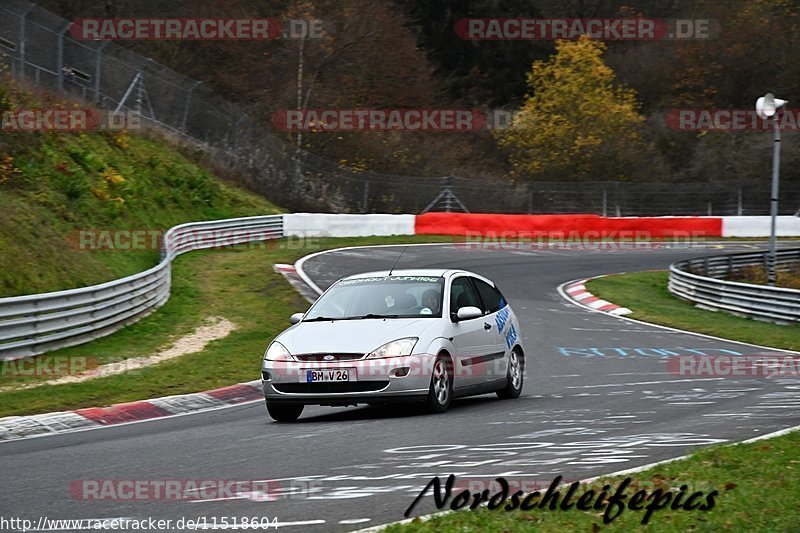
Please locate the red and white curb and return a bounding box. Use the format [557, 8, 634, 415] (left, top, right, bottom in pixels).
[0, 381, 263, 442]
[563, 279, 632, 316]
[274, 263, 319, 303]
[0, 262, 321, 443]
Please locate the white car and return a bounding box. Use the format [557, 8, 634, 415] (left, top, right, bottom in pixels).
[261, 269, 525, 421]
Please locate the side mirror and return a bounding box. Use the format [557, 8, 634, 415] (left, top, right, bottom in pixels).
[454, 306, 482, 322]
[289, 312, 305, 325]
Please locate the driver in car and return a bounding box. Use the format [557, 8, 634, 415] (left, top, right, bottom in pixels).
[421, 289, 440, 315]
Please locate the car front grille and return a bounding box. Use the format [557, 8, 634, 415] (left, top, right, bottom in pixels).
[273, 381, 390, 394]
[293, 353, 366, 362]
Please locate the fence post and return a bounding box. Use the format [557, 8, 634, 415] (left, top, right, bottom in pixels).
[94, 41, 107, 104]
[18, 4, 34, 78]
[181, 80, 202, 132]
[363, 180, 370, 213]
[56, 22, 69, 91]
[737, 187, 743, 216]
[602, 189, 608, 217]
[135, 70, 143, 115]
[233, 113, 247, 153]
[707, 202, 712, 216]
[527, 184, 533, 214]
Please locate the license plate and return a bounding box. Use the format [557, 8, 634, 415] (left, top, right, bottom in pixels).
[303, 368, 356, 383]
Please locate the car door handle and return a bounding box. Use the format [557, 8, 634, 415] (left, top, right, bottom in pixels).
[484, 323, 492, 330]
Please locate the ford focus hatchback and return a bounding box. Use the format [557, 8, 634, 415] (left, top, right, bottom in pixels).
[261, 269, 525, 421]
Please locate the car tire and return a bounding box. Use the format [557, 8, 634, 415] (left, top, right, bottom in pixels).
[424, 355, 453, 413]
[266, 401, 304, 422]
[497, 348, 523, 399]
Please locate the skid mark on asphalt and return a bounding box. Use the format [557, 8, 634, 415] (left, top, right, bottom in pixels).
[208, 381, 800, 509]
[565, 378, 724, 388]
[213, 410, 726, 507]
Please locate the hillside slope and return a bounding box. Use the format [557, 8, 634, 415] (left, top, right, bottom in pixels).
[0, 76, 280, 297]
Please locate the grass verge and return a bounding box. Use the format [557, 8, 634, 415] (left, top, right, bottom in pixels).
[585, 271, 800, 352]
[1, 73, 279, 297]
[0, 235, 453, 417]
[387, 429, 800, 532]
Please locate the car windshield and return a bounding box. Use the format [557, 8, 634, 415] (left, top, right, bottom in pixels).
[304, 275, 445, 320]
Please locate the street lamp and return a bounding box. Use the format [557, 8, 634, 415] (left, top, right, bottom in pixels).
[755, 93, 788, 286]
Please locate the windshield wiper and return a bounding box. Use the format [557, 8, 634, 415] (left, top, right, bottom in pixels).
[303, 316, 339, 322]
[304, 314, 400, 322]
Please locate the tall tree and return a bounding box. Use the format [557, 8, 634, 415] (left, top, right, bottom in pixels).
[396, 0, 554, 106]
[496, 36, 656, 181]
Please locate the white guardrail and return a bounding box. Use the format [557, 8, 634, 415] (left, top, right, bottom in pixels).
[669, 248, 800, 324]
[0, 215, 284, 361]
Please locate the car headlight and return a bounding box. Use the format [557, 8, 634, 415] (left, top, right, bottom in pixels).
[264, 341, 294, 361]
[367, 337, 418, 359]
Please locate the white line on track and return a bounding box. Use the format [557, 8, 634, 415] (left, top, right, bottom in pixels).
[340, 518, 372, 525]
[556, 277, 800, 355]
[294, 242, 456, 295]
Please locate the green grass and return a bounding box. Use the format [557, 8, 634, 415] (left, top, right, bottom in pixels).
[0, 74, 279, 297]
[388, 429, 800, 532]
[585, 271, 800, 352]
[0, 235, 454, 417]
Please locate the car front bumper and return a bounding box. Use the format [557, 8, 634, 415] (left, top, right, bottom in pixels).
[261, 354, 433, 405]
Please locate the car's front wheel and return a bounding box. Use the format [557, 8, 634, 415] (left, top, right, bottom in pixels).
[497, 348, 523, 399]
[266, 401, 304, 422]
[424, 355, 453, 413]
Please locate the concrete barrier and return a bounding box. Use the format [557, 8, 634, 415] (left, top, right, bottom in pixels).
[722, 216, 800, 237]
[283, 213, 415, 237]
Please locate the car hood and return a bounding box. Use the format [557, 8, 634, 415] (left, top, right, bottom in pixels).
[276, 318, 439, 355]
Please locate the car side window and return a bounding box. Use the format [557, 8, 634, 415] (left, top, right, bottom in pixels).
[472, 278, 505, 314]
[450, 277, 481, 314]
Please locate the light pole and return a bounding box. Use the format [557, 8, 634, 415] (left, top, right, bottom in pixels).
[755, 93, 788, 286]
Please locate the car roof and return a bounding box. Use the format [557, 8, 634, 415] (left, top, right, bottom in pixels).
[341, 268, 486, 282]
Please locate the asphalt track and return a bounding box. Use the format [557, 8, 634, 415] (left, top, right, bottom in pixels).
[2, 241, 800, 532]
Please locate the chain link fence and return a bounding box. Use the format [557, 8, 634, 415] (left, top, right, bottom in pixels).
[2, 0, 800, 216]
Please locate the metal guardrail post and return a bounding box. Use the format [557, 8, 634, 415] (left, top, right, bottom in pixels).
[767, 118, 782, 286]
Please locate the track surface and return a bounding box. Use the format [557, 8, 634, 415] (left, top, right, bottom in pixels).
[3, 242, 800, 532]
